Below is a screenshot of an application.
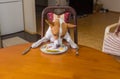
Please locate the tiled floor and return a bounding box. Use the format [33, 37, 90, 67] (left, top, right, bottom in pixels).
[2, 31, 41, 43]
[77, 12, 120, 50]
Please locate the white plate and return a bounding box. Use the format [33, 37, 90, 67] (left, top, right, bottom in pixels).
[40, 43, 68, 54]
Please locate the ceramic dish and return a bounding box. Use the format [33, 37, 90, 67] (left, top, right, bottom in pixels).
[40, 43, 68, 54]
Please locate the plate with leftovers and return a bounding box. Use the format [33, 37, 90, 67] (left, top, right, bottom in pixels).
[40, 43, 68, 54]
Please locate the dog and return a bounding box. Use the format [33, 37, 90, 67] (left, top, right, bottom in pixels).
[31, 15, 78, 50]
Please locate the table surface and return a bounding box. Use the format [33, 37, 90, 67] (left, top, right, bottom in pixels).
[0, 43, 120, 79]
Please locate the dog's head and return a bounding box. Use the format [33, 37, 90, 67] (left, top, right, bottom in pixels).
[45, 18, 76, 48]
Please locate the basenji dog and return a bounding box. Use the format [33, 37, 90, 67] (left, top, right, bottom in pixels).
[31, 15, 78, 51]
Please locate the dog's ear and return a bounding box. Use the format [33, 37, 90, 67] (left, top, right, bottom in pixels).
[67, 23, 76, 28]
[45, 20, 54, 27]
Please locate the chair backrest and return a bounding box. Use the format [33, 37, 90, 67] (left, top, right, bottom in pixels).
[102, 22, 120, 56]
[41, 6, 78, 44]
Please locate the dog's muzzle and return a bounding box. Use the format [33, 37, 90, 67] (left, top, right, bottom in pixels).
[53, 38, 62, 48]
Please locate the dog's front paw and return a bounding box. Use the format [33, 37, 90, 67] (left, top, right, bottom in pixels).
[31, 42, 39, 48]
[71, 43, 78, 49]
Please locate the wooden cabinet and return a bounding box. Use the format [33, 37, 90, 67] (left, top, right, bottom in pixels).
[0, 0, 24, 35]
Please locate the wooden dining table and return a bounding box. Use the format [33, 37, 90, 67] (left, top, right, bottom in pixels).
[0, 43, 120, 79]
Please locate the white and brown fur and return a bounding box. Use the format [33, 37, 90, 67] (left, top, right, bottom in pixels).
[31, 15, 78, 49]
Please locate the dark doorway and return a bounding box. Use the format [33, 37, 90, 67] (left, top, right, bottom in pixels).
[69, 0, 93, 16]
[35, 0, 48, 34]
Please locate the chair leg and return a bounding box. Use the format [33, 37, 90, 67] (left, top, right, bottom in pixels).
[0, 36, 3, 48]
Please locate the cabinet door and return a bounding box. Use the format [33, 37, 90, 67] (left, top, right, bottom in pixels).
[0, 1, 24, 35]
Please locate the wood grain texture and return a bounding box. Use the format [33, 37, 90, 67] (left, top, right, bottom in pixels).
[0, 43, 120, 79]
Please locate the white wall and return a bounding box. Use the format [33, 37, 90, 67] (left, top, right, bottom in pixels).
[100, 0, 120, 12]
[23, 0, 36, 34]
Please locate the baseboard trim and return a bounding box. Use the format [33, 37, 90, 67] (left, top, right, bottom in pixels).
[109, 11, 120, 14]
[1, 31, 24, 37]
[24, 30, 37, 35]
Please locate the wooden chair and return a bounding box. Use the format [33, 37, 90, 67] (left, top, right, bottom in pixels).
[41, 6, 78, 44]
